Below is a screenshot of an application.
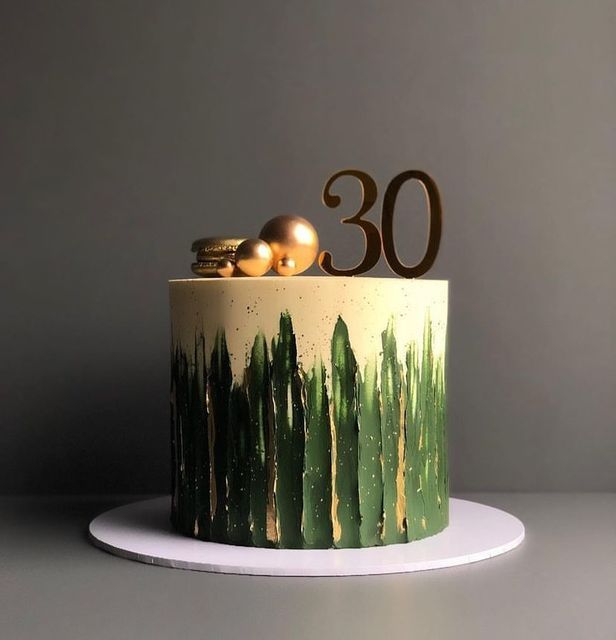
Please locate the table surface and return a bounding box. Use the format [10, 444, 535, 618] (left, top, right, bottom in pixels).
[2, 493, 615, 640]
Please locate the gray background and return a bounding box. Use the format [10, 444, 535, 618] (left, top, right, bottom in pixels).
[1, 0, 615, 495]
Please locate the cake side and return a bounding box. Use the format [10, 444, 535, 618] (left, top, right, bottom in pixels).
[169, 277, 448, 549]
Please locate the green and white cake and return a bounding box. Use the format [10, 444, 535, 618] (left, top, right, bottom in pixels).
[169, 276, 448, 549]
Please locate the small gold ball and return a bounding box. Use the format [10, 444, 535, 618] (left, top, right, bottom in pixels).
[276, 256, 297, 276]
[216, 258, 235, 278]
[235, 238, 274, 277]
[259, 215, 319, 276]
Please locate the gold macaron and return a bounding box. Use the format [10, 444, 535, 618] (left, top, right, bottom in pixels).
[190, 237, 246, 278]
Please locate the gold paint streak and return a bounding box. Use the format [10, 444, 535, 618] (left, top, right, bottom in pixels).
[266, 485, 278, 544]
[435, 448, 441, 507]
[329, 398, 341, 544]
[421, 516, 427, 530]
[395, 382, 406, 533]
[300, 375, 308, 538]
[266, 385, 279, 545]
[206, 385, 217, 520]
[377, 386, 389, 541]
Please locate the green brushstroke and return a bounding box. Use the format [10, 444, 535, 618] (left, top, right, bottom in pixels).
[209, 330, 232, 543]
[405, 319, 448, 540]
[191, 335, 210, 539]
[246, 333, 273, 547]
[331, 317, 361, 548]
[227, 382, 252, 545]
[171, 312, 448, 549]
[302, 358, 333, 549]
[381, 318, 406, 544]
[405, 341, 424, 539]
[170, 345, 180, 530]
[170, 337, 210, 539]
[171, 348, 190, 534]
[435, 358, 449, 531]
[420, 319, 443, 537]
[357, 356, 383, 546]
[271, 312, 305, 548]
[178, 350, 193, 536]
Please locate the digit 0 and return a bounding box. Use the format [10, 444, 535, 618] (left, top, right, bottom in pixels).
[381, 170, 442, 279]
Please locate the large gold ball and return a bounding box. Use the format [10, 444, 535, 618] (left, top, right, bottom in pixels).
[216, 258, 235, 278]
[259, 215, 319, 276]
[235, 238, 274, 277]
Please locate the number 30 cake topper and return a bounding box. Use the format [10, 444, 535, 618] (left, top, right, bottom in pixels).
[319, 169, 442, 279]
[190, 169, 442, 279]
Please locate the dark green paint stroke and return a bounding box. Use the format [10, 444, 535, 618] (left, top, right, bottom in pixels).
[302, 359, 333, 549]
[170, 336, 210, 539]
[209, 330, 232, 543]
[357, 357, 383, 546]
[331, 317, 361, 548]
[171, 348, 191, 534]
[227, 382, 252, 545]
[191, 334, 211, 539]
[271, 312, 305, 548]
[170, 344, 180, 530]
[246, 333, 273, 547]
[380, 318, 406, 544]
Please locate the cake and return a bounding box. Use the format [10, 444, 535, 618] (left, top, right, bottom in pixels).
[169, 276, 448, 549]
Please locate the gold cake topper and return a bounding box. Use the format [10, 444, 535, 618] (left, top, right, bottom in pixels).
[190, 170, 442, 279]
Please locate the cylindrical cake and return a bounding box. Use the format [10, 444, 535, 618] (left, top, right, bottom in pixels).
[169, 276, 448, 549]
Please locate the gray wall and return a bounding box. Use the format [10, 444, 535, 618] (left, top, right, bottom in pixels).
[2, 1, 615, 494]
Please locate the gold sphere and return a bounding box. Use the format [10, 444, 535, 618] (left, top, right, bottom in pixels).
[235, 238, 274, 277]
[216, 258, 235, 278]
[259, 215, 319, 276]
[276, 256, 297, 277]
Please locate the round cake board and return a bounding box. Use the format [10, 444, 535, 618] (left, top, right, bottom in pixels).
[89, 498, 524, 577]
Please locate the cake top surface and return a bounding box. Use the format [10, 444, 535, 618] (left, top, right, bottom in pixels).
[169, 276, 448, 284]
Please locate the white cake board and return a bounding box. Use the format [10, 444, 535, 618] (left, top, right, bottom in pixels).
[89, 497, 524, 577]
